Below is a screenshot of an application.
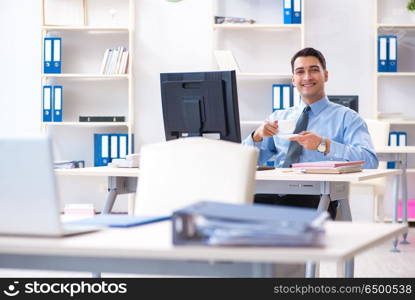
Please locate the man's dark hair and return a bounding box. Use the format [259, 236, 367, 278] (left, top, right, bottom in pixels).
[291, 47, 327, 72]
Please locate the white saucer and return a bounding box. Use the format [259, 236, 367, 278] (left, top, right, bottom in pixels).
[278, 134, 299, 139]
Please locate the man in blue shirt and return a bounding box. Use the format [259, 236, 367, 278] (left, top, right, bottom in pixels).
[243, 47, 378, 218]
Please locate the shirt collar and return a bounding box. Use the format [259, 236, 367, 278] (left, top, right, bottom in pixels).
[300, 97, 329, 115]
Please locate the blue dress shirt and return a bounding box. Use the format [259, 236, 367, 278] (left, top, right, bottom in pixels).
[243, 97, 379, 169]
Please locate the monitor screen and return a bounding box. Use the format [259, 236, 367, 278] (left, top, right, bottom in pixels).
[328, 95, 359, 113]
[160, 70, 241, 143]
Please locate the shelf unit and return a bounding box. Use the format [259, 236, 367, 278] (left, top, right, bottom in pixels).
[373, 0, 415, 222]
[211, 0, 305, 137]
[40, 0, 134, 166]
[374, 0, 415, 121]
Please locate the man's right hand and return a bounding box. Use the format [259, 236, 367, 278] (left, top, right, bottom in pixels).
[252, 120, 278, 142]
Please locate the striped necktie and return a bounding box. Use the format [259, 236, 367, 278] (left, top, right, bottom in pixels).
[282, 106, 311, 167]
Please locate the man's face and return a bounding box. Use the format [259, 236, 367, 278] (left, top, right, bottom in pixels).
[292, 56, 328, 103]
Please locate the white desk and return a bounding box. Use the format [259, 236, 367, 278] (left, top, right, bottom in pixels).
[375, 146, 415, 245]
[56, 167, 400, 220]
[0, 221, 406, 278]
[57, 167, 400, 277]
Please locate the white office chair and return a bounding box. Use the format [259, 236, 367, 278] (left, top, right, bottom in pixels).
[351, 119, 390, 221]
[134, 137, 259, 216]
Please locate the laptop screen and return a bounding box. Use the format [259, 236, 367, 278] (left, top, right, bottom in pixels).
[0, 135, 63, 235]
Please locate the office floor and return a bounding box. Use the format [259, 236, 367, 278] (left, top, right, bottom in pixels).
[0, 227, 414, 278]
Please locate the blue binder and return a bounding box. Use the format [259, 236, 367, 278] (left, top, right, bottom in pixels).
[272, 85, 282, 111]
[43, 38, 53, 74]
[44, 37, 61, 73]
[94, 134, 110, 166]
[69, 215, 170, 228]
[53, 85, 63, 122]
[272, 84, 293, 112]
[282, 84, 292, 109]
[292, 0, 302, 24]
[42, 86, 52, 122]
[388, 35, 397, 72]
[387, 131, 399, 169]
[292, 85, 301, 106]
[378, 35, 388, 72]
[172, 201, 328, 246]
[110, 134, 119, 161]
[283, 0, 292, 24]
[118, 134, 129, 158]
[398, 131, 407, 146]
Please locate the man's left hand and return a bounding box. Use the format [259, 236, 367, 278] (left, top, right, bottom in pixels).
[289, 131, 322, 151]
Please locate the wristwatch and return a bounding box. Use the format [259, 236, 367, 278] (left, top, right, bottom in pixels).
[317, 138, 327, 153]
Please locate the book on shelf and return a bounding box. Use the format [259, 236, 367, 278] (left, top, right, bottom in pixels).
[100, 46, 129, 75]
[292, 160, 364, 174]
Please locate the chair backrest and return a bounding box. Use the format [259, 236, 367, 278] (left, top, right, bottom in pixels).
[364, 119, 390, 169]
[134, 137, 259, 216]
[364, 119, 390, 148]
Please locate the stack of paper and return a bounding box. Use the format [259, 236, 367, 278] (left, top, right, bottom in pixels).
[292, 160, 364, 174]
[172, 201, 328, 247]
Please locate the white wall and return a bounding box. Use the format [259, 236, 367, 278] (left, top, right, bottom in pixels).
[0, 0, 408, 216]
[1, 0, 40, 136]
[134, 0, 213, 146]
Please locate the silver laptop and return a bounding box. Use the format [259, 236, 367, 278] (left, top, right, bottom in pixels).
[0, 135, 99, 237]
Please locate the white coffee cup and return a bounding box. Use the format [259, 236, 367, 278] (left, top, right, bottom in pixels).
[277, 119, 296, 135]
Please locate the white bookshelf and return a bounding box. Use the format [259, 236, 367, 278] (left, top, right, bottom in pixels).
[42, 122, 129, 127]
[213, 24, 303, 30]
[212, 0, 305, 127]
[374, 0, 415, 120]
[40, 0, 135, 166]
[377, 72, 415, 77]
[236, 73, 293, 80]
[42, 74, 130, 79]
[41, 26, 129, 32]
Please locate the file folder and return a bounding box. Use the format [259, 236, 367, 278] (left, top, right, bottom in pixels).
[283, 0, 293, 24]
[69, 215, 170, 228]
[53, 85, 63, 122]
[387, 131, 398, 169]
[292, 0, 302, 24]
[94, 134, 110, 166]
[388, 35, 397, 72]
[282, 84, 292, 109]
[110, 135, 119, 160]
[378, 35, 388, 72]
[43, 38, 53, 73]
[52, 37, 62, 73]
[172, 201, 328, 247]
[292, 85, 301, 106]
[388, 131, 398, 147]
[42, 85, 52, 122]
[398, 132, 407, 146]
[272, 85, 282, 111]
[44, 37, 61, 73]
[118, 134, 128, 158]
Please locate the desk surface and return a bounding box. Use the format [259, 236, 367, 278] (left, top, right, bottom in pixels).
[0, 221, 406, 264]
[375, 146, 415, 153]
[56, 167, 400, 182]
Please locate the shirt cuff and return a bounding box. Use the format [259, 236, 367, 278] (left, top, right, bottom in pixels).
[242, 131, 262, 148]
[326, 139, 345, 159]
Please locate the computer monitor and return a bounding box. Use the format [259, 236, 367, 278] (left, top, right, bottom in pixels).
[328, 95, 359, 113]
[160, 70, 241, 143]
